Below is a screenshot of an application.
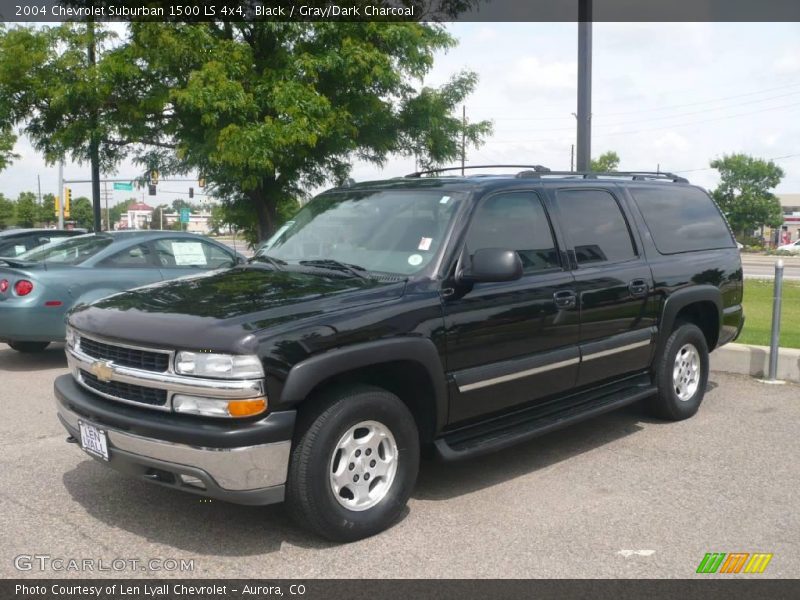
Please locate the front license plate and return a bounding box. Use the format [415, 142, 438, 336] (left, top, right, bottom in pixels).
[78, 420, 109, 461]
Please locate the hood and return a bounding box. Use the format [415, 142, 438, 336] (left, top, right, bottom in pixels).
[68, 266, 405, 352]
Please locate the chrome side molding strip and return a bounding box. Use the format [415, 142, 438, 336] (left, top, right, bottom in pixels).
[459, 357, 580, 393]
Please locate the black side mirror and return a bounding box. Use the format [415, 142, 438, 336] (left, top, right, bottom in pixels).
[458, 248, 523, 284]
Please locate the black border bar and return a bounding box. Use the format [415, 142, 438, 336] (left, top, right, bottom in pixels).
[2, 0, 800, 23]
[5, 579, 800, 600]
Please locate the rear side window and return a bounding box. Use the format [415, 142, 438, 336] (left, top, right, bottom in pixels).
[556, 189, 637, 265]
[630, 186, 735, 254]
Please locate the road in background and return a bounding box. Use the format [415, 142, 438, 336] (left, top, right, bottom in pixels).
[1, 344, 797, 578]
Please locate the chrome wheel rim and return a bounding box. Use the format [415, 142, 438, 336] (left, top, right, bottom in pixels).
[673, 343, 701, 401]
[329, 420, 399, 512]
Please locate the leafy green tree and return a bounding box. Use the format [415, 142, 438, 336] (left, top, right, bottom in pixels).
[0, 193, 15, 228]
[710, 154, 785, 238]
[1, 19, 489, 241]
[14, 191, 38, 227]
[70, 196, 94, 229]
[590, 151, 620, 172]
[114, 22, 491, 240]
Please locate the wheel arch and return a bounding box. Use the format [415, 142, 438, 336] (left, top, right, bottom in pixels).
[657, 285, 722, 356]
[278, 338, 448, 442]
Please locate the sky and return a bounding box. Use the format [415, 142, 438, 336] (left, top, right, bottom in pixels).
[2, 21, 799, 206]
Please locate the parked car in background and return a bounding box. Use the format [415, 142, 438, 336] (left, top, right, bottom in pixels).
[777, 239, 800, 253]
[0, 228, 86, 257]
[0, 231, 244, 352]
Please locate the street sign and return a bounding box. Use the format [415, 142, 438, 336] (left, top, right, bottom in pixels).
[113, 182, 133, 191]
[180, 208, 191, 224]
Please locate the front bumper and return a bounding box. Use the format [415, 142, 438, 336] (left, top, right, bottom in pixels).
[55, 375, 295, 505]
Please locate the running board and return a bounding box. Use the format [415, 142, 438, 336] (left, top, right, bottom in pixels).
[435, 381, 656, 461]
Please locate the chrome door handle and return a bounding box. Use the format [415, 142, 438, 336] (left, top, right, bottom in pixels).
[628, 279, 649, 297]
[553, 290, 577, 309]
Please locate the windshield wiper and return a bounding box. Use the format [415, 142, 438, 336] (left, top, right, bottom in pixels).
[248, 254, 287, 271]
[299, 259, 369, 279]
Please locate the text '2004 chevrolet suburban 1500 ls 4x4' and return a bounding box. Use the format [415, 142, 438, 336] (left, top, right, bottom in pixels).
[55, 167, 744, 541]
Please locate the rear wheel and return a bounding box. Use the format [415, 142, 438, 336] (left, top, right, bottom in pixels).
[286, 384, 420, 542]
[8, 341, 50, 353]
[649, 323, 709, 420]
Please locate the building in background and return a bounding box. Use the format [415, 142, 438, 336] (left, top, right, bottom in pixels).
[779, 194, 800, 241]
[120, 202, 154, 230]
[162, 211, 213, 234]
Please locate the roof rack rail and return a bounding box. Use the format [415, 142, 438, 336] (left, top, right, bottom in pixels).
[522, 170, 689, 183]
[405, 164, 551, 177]
[404, 165, 688, 184]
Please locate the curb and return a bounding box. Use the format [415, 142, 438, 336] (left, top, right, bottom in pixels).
[711, 343, 800, 383]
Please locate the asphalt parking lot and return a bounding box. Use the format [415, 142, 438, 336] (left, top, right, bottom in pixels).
[1, 342, 798, 579]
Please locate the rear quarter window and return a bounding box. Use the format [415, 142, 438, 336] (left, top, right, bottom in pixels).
[629, 185, 735, 254]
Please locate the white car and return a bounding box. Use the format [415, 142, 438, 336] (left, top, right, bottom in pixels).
[777, 239, 800, 253]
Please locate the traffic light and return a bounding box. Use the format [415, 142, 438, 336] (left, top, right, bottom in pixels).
[148, 184, 157, 196]
[198, 176, 205, 188]
[150, 170, 159, 185]
[54, 196, 60, 217]
[189, 187, 194, 199]
[64, 187, 72, 218]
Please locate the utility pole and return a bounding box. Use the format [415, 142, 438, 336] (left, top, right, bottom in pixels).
[87, 21, 102, 232]
[460, 105, 466, 176]
[58, 162, 64, 229]
[576, 0, 593, 171]
[102, 181, 112, 230]
[570, 144, 575, 171]
[37, 175, 42, 206]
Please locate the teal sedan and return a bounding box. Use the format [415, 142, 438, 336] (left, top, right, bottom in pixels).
[0, 231, 244, 352]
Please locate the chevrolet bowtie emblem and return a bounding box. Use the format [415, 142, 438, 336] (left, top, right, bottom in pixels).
[90, 360, 114, 383]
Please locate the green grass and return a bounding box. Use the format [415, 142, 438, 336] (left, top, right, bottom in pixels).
[737, 279, 800, 348]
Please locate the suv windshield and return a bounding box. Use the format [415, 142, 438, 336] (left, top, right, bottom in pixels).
[257, 189, 464, 275]
[18, 234, 113, 265]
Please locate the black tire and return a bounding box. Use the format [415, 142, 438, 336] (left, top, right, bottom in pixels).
[286, 384, 420, 542]
[8, 341, 50, 353]
[649, 323, 709, 421]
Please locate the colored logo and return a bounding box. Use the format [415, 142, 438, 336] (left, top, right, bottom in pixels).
[696, 552, 773, 574]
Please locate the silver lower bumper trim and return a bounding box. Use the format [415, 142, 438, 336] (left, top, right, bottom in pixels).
[57, 401, 290, 491]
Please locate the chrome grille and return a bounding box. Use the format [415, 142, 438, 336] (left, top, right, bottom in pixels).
[80, 370, 168, 407]
[80, 336, 170, 373]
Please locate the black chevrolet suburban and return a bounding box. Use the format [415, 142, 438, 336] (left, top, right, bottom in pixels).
[55, 167, 744, 541]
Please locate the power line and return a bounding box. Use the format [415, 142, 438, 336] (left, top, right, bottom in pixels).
[674, 153, 800, 174]
[484, 100, 800, 144]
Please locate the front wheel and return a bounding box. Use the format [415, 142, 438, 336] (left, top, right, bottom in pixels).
[649, 323, 709, 420]
[286, 385, 420, 542]
[7, 341, 50, 353]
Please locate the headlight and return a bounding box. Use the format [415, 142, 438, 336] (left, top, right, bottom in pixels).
[172, 394, 267, 418]
[65, 326, 79, 350]
[174, 351, 264, 379]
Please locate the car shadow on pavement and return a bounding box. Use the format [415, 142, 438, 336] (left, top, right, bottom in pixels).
[414, 400, 662, 502]
[0, 343, 67, 371]
[61, 460, 343, 555]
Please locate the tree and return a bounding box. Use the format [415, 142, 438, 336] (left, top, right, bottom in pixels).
[590, 151, 620, 172]
[71, 196, 94, 229]
[2, 19, 490, 242]
[710, 154, 785, 238]
[14, 191, 39, 227]
[0, 193, 15, 228]
[113, 22, 491, 241]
